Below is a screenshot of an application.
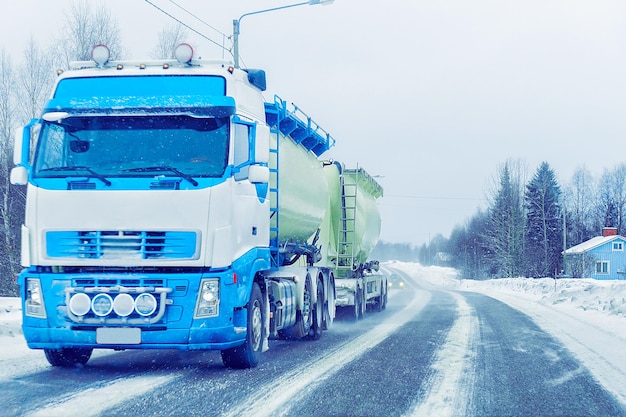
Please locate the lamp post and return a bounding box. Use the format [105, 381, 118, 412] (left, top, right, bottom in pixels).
[232, 0, 334, 68]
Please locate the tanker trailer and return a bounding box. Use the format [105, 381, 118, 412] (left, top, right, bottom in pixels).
[322, 163, 386, 319]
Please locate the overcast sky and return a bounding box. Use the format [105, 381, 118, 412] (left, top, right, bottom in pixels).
[2, 0, 626, 246]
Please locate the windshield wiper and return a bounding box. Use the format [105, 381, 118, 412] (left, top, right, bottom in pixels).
[123, 166, 199, 187]
[39, 166, 112, 186]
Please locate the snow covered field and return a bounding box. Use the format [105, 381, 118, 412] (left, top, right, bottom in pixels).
[2, 262, 625, 408]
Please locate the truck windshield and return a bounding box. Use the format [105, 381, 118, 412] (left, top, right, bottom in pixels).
[33, 115, 229, 179]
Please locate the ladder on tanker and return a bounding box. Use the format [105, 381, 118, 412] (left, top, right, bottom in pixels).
[336, 171, 357, 275]
[264, 95, 336, 268]
[265, 104, 281, 269]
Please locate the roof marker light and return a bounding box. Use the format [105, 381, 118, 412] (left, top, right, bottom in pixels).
[116, 64, 124, 70]
[174, 43, 194, 64]
[91, 44, 110, 66]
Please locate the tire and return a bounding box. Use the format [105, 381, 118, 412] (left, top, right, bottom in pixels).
[358, 287, 366, 319]
[349, 289, 360, 321]
[221, 282, 264, 369]
[382, 283, 388, 311]
[307, 278, 324, 340]
[44, 348, 92, 367]
[280, 274, 313, 339]
[375, 280, 388, 312]
[323, 275, 335, 330]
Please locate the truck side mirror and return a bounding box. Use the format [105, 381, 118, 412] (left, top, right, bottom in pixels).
[13, 127, 26, 166]
[10, 166, 28, 185]
[248, 165, 269, 184]
[11, 119, 38, 185]
[254, 124, 270, 164]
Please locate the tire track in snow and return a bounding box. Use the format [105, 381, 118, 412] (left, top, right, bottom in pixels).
[406, 292, 477, 417]
[25, 373, 179, 417]
[221, 288, 433, 417]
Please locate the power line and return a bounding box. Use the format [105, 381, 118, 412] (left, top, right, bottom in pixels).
[166, 0, 228, 39]
[143, 0, 226, 51]
[384, 194, 486, 201]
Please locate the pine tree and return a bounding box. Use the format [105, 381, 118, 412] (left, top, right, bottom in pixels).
[484, 161, 526, 278]
[524, 162, 563, 277]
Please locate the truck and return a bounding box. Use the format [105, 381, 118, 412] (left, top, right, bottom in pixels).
[10, 43, 385, 369]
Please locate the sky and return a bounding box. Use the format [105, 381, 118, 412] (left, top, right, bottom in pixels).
[1, 0, 626, 246]
[2, 262, 626, 412]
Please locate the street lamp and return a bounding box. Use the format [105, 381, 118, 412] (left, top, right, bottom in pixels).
[232, 0, 334, 68]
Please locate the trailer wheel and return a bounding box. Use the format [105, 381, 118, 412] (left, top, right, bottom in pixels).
[221, 282, 264, 369]
[358, 287, 366, 319]
[375, 281, 387, 312]
[382, 282, 388, 310]
[44, 348, 92, 367]
[323, 275, 335, 330]
[348, 289, 360, 321]
[307, 277, 324, 340]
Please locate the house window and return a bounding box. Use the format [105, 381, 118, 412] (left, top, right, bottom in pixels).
[613, 242, 624, 251]
[596, 261, 609, 274]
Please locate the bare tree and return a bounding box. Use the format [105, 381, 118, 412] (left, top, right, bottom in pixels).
[563, 165, 595, 245]
[595, 167, 622, 234]
[151, 24, 189, 59]
[54, 0, 123, 68]
[18, 37, 55, 122]
[0, 50, 21, 296]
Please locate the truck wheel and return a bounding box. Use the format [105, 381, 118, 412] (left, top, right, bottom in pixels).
[44, 348, 92, 367]
[307, 278, 324, 340]
[221, 282, 264, 369]
[280, 274, 313, 339]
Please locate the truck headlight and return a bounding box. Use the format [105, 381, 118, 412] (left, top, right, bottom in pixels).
[25, 278, 46, 318]
[135, 293, 157, 316]
[91, 293, 113, 316]
[195, 278, 219, 318]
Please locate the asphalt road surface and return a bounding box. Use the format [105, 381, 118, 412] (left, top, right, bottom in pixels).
[3, 270, 625, 417]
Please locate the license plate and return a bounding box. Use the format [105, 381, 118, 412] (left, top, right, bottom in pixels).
[96, 327, 141, 344]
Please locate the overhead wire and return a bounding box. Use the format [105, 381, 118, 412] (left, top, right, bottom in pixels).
[143, 0, 228, 52]
[166, 0, 228, 39]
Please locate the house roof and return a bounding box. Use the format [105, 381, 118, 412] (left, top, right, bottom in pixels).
[565, 235, 625, 254]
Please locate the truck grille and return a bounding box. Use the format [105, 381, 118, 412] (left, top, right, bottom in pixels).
[47, 230, 197, 260]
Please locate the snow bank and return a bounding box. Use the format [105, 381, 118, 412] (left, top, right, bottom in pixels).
[0, 297, 22, 339]
[386, 260, 626, 320]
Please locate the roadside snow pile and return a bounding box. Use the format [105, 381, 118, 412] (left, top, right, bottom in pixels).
[0, 297, 21, 338]
[463, 276, 626, 318]
[386, 260, 626, 319]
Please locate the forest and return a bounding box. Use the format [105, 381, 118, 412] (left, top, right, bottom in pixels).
[374, 158, 626, 281]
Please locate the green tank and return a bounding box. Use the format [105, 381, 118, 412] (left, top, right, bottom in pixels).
[265, 97, 383, 269]
[323, 163, 383, 273]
